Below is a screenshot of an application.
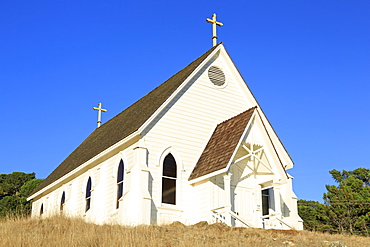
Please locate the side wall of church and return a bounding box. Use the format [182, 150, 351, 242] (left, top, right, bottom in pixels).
[31, 142, 138, 224]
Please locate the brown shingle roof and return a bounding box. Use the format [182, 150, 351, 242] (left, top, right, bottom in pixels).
[189, 106, 256, 181]
[31, 44, 222, 197]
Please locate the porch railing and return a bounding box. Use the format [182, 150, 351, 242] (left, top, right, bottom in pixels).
[211, 208, 293, 229]
[210, 207, 253, 228]
[229, 211, 253, 228]
[210, 206, 227, 224]
[261, 214, 293, 229]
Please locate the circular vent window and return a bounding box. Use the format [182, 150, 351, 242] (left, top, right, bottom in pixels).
[208, 66, 226, 86]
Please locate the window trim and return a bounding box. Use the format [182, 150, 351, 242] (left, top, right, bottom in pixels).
[157, 147, 183, 209]
[85, 177, 92, 212]
[261, 188, 270, 216]
[161, 152, 178, 205]
[60, 191, 66, 212]
[116, 159, 125, 209]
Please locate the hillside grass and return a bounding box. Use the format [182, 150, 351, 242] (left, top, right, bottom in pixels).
[0, 216, 368, 247]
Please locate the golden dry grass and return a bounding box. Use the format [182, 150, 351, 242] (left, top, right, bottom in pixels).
[0, 216, 368, 247]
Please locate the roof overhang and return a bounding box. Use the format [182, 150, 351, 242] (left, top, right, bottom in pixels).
[27, 132, 140, 201]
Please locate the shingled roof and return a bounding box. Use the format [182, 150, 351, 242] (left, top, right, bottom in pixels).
[189, 106, 257, 181]
[31, 44, 222, 197]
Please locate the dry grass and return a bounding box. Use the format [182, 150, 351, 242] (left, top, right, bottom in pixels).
[0, 216, 368, 247]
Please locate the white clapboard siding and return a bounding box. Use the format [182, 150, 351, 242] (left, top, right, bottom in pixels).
[144, 54, 251, 223]
[188, 180, 212, 224]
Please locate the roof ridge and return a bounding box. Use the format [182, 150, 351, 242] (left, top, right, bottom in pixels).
[218, 106, 257, 125]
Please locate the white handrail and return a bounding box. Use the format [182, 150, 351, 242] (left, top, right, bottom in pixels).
[229, 211, 253, 228]
[210, 206, 226, 211]
[276, 217, 293, 229]
[211, 207, 227, 224]
[260, 214, 293, 229]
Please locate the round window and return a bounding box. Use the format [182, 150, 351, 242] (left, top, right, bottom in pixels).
[208, 66, 226, 86]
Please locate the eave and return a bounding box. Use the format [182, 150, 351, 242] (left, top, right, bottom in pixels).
[27, 132, 140, 201]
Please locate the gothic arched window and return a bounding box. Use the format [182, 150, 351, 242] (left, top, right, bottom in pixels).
[85, 177, 92, 212]
[116, 159, 124, 209]
[40, 203, 44, 216]
[60, 191, 66, 212]
[162, 153, 177, 205]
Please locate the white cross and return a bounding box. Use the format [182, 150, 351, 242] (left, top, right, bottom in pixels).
[206, 13, 223, 47]
[93, 103, 107, 128]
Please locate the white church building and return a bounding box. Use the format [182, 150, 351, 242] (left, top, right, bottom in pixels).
[28, 43, 303, 230]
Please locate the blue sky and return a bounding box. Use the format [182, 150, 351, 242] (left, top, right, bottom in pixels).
[1, 1, 369, 203]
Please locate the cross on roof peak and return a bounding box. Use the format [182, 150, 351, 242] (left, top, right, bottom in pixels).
[206, 13, 223, 47]
[93, 103, 107, 128]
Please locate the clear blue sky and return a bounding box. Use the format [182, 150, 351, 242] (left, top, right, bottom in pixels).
[1, 1, 369, 203]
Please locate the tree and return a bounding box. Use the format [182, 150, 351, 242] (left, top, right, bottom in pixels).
[0, 172, 35, 196]
[0, 172, 44, 217]
[330, 168, 370, 186]
[0, 196, 30, 217]
[298, 200, 331, 232]
[18, 179, 44, 198]
[323, 168, 370, 236]
[0, 184, 4, 197]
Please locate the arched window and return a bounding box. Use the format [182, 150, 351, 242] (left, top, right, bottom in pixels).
[40, 203, 44, 216]
[60, 191, 66, 212]
[85, 177, 92, 212]
[116, 159, 124, 209]
[162, 153, 177, 205]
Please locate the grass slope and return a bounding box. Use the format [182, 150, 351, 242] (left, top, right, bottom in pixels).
[0, 216, 368, 246]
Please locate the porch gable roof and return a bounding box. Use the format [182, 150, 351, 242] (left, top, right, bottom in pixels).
[189, 106, 257, 181]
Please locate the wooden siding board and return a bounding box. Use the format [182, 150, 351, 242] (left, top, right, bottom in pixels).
[190, 181, 210, 223]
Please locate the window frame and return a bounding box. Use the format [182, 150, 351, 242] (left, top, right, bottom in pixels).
[85, 177, 92, 212]
[161, 153, 177, 205]
[116, 159, 125, 209]
[261, 188, 271, 216]
[40, 203, 44, 216]
[60, 191, 66, 212]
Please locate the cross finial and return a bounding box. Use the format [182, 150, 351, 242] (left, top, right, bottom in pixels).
[206, 13, 223, 47]
[93, 103, 107, 128]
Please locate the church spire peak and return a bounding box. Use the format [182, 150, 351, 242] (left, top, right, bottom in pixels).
[206, 13, 223, 47]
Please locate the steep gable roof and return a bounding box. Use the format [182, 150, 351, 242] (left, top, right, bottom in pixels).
[31, 43, 222, 196]
[189, 106, 256, 181]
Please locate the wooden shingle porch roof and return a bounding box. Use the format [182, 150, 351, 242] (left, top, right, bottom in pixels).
[189, 106, 257, 181]
[30, 44, 222, 196]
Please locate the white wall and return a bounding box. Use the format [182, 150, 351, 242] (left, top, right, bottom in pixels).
[31, 141, 138, 225]
[142, 52, 252, 224]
